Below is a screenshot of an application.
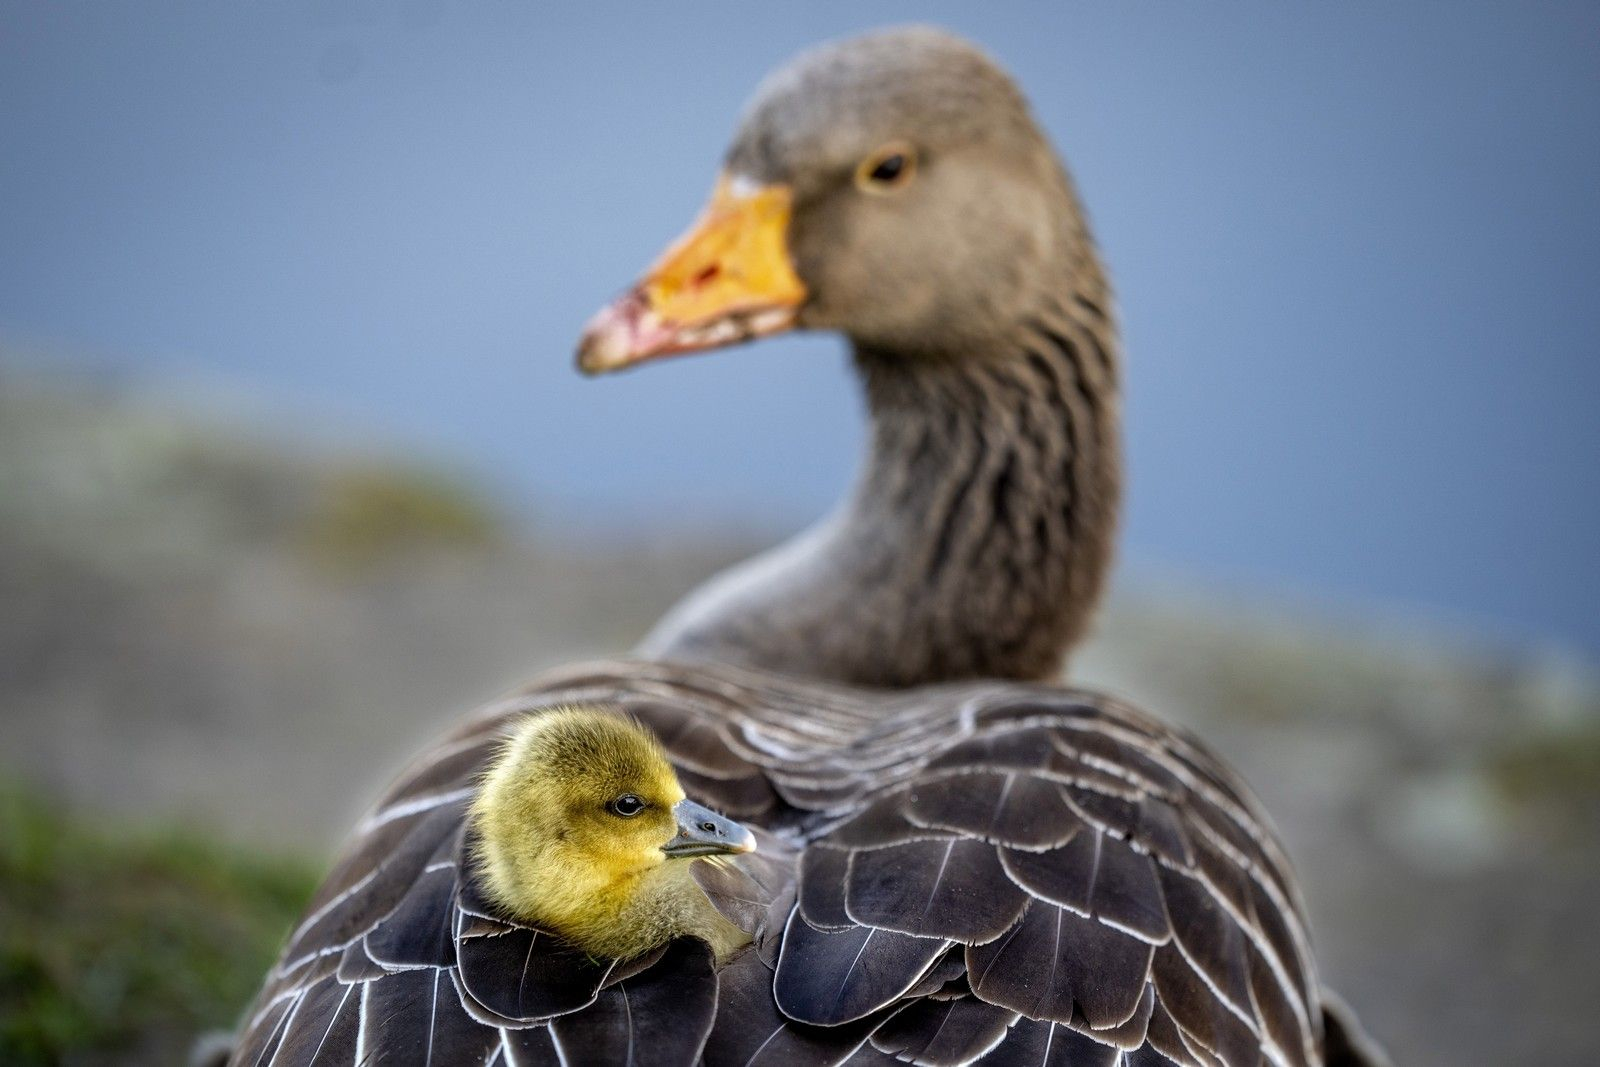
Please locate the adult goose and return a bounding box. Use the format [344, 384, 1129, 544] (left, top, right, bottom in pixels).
[227, 28, 1386, 1067]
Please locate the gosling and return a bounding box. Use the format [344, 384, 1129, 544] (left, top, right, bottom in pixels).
[470, 705, 756, 962]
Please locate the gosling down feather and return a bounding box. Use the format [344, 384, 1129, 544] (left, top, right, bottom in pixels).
[469, 706, 756, 964]
[229, 27, 1387, 1067]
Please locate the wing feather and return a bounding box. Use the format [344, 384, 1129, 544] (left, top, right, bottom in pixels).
[965, 898, 1153, 1029]
[358, 967, 499, 1065]
[702, 950, 876, 1067]
[867, 995, 1019, 1066]
[983, 1016, 1124, 1067]
[773, 905, 950, 1025]
[1156, 864, 1256, 1025]
[498, 1025, 561, 1067]
[904, 770, 1084, 850]
[362, 864, 458, 970]
[278, 804, 463, 977]
[334, 939, 389, 985]
[798, 844, 855, 929]
[229, 989, 297, 1066]
[456, 924, 614, 1024]
[269, 978, 351, 1064]
[548, 939, 718, 1066]
[843, 838, 1028, 944]
[1000, 831, 1169, 944]
[1151, 944, 1262, 1067]
[822, 794, 937, 849]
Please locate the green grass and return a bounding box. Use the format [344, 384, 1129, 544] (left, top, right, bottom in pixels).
[0, 786, 318, 1066]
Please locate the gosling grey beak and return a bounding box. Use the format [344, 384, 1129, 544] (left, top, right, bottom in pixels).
[662, 799, 756, 858]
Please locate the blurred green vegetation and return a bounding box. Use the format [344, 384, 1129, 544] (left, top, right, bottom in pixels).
[1488, 718, 1600, 833]
[0, 785, 317, 1066]
[296, 464, 500, 570]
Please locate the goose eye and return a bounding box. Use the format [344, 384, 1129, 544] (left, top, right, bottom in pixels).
[608, 794, 646, 817]
[855, 144, 916, 193]
[869, 155, 906, 182]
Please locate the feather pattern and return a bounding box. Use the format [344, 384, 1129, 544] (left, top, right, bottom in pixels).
[229, 660, 1329, 1066]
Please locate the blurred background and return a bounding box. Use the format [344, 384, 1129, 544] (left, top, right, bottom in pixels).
[2, 3, 1597, 1064]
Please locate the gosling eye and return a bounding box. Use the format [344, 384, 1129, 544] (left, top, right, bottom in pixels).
[855, 143, 917, 194]
[608, 794, 646, 818]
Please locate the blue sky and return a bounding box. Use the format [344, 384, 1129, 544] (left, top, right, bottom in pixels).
[2, 2, 1597, 655]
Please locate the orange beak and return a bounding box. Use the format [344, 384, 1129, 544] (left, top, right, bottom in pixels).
[576, 176, 807, 375]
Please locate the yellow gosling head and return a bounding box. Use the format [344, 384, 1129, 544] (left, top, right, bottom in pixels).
[470, 705, 756, 962]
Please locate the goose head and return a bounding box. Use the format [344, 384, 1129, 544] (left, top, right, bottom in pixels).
[470, 706, 755, 960]
[578, 27, 1118, 687]
[578, 26, 1084, 371]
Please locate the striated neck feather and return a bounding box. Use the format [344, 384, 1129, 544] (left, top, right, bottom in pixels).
[639, 146, 1121, 690]
[640, 290, 1120, 688]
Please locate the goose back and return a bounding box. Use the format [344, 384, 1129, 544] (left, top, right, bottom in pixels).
[231, 659, 1328, 1067]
